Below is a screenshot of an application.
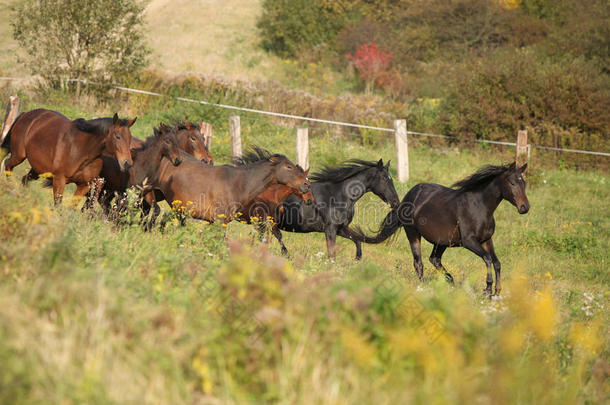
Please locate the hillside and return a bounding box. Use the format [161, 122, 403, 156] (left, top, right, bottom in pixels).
[0, 0, 282, 81]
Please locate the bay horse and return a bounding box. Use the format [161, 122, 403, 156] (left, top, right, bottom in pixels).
[159, 121, 213, 164]
[279, 159, 400, 260]
[91, 121, 209, 213]
[148, 146, 311, 223]
[356, 162, 529, 296]
[1, 108, 135, 204]
[235, 148, 314, 254]
[93, 126, 183, 219]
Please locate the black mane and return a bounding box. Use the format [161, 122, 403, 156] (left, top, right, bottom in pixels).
[452, 163, 515, 192]
[173, 121, 200, 131]
[73, 116, 129, 136]
[235, 146, 288, 167]
[310, 159, 379, 183]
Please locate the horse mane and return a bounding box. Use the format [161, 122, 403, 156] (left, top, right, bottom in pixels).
[73, 117, 129, 136]
[143, 126, 171, 148]
[310, 159, 378, 183]
[173, 121, 200, 131]
[235, 146, 289, 167]
[452, 163, 515, 192]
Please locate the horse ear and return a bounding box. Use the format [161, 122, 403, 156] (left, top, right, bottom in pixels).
[268, 155, 281, 164]
[159, 122, 168, 132]
[385, 160, 391, 169]
[377, 159, 383, 168]
[128, 117, 137, 127]
[305, 169, 309, 175]
[185, 119, 192, 130]
[112, 113, 119, 125]
[519, 163, 528, 173]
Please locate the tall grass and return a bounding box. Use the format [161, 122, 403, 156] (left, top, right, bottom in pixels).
[0, 88, 608, 403]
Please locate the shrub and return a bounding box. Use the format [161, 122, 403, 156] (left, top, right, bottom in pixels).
[12, 0, 149, 87]
[438, 49, 610, 151]
[257, 0, 355, 57]
[346, 43, 393, 93]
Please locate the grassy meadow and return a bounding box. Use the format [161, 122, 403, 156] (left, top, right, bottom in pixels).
[0, 87, 608, 404]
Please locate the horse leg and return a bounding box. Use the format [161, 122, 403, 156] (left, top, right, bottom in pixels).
[271, 224, 288, 255]
[21, 169, 39, 185]
[52, 175, 66, 206]
[1, 146, 26, 173]
[337, 227, 362, 260]
[141, 191, 159, 232]
[405, 226, 424, 280]
[73, 183, 92, 212]
[430, 244, 454, 284]
[325, 226, 338, 261]
[481, 239, 501, 295]
[462, 238, 494, 297]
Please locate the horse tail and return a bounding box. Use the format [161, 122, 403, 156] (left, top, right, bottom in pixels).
[352, 205, 403, 244]
[1, 112, 24, 152]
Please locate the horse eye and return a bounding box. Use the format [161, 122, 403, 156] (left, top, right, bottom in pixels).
[115, 134, 121, 140]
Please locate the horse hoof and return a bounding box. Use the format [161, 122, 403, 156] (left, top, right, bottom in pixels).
[355, 255, 362, 261]
[445, 273, 454, 284]
[281, 248, 288, 256]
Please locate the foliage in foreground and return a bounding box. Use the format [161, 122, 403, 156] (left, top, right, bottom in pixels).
[0, 150, 608, 404]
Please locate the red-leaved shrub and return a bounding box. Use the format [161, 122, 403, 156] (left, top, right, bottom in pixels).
[346, 43, 393, 92]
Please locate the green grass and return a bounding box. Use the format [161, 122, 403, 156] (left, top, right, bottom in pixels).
[0, 89, 608, 404]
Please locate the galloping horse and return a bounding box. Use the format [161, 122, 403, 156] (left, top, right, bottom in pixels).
[149, 146, 311, 222]
[357, 162, 529, 296]
[280, 159, 400, 260]
[1, 108, 135, 204]
[93, 126, 183, 217]
[236, 148, 314, 254]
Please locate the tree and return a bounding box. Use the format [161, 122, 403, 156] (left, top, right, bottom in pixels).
[12, 0, 149, 87]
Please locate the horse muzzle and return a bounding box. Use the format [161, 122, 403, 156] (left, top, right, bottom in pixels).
[518, 203, 530, 214]
[202, 158, 214, 165]
[298, 183, 310, 194]
[120, 160, 133, 172]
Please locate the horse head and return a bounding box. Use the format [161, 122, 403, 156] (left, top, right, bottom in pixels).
[107, 113, 136, 172]
[370, 159, 400, 208]
[500, 162, 530, 214]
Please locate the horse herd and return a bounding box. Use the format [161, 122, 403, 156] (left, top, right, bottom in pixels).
[1, 109, 530, 295]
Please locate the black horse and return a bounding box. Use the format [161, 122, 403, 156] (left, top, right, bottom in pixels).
[357, 162, 529, 295]
[279, 159, 400, 260]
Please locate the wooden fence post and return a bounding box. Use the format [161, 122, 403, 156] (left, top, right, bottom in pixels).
[516, 130, 528, 167]
[1, 96, 21, 145]
[200, 122, 213, 150]
[296, 127, 309, 171]
[394, 119, 408, 182]
[230, 116, 241, 163]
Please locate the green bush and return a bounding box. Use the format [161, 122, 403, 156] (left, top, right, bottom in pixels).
[438, 49, 610, 151]
[257, 0, 355, 57]
[12, 0, 149, 87]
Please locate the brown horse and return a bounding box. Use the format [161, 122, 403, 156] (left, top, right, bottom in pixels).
[242, 183, 314, 253]
[148, 147, 310, 223]
[1, 108, 135, 204]
[158, 121, 213, 164]
[93, 126, 183, 216]
[356, 163, 529, 295]
[236, 149, 314, 254]
[92, 121, 208, 213]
